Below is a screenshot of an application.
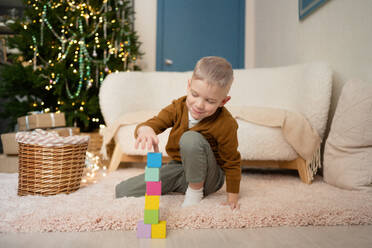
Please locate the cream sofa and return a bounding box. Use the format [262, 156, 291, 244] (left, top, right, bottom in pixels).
[99, 63, 332, 184]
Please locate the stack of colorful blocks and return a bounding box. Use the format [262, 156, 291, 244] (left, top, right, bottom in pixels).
[137, 152, 167, 239]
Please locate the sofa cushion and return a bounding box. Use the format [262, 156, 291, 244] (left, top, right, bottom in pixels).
[324, 79, 372, 191]
[116, 120, 298, 161]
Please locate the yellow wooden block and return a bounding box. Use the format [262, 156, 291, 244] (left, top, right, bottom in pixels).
[145, 194, 160, 210]
[151, 220, 166, 239]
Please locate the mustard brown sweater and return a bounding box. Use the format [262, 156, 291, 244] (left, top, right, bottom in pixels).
[135, 96, 241, 193]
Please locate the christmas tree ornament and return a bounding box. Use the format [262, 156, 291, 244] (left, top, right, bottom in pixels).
[0, 0, 142, 131]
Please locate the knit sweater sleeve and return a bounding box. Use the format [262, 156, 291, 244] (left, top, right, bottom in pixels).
[216, 115, 241, 193]
[134, 99, 178, 138]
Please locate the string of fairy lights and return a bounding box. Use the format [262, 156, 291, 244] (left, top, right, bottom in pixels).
[81, 152, 107, 186]
[23, 0, 138, 124]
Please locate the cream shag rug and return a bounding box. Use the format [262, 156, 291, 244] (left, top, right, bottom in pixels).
[1, 168, 372, 233]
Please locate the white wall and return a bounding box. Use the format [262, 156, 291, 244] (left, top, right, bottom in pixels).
[134, 0, 157, 71]
[134, 0, 372, 130]
[254, 0, 372, 127]
[245, 0, 255, 68]
[134, 0, 255, 71]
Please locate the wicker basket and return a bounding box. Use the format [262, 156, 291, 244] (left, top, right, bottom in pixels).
[17, 142, 88, 196]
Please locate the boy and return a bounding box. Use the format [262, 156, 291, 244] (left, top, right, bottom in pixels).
[115, 56, 241, 209]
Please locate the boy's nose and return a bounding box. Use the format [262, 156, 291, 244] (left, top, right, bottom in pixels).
[195, 99, 204, 109]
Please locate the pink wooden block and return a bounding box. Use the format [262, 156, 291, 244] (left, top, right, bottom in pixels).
[146, 181, 162, 195]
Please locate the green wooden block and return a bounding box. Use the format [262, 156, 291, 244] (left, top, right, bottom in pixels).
[144, 209, 159, 224]
[145, 167, 160, 182]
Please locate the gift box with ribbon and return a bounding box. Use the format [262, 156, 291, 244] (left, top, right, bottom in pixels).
[17, 112, 66, 131]
[1, 133, 18, 155]
[0, 154, 19, 173]
[1, 127, 79, 155]
[46, 127, 80, 137]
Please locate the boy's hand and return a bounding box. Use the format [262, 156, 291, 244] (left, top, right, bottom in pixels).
[222, 193, 240, 210]
[135, 126, 159, 152]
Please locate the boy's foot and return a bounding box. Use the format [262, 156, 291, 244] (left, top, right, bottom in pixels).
[181, 186, 203, 207]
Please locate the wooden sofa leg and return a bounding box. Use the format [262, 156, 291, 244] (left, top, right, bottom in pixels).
[108, 143, 123, 172]
[295, 157, 312, 184]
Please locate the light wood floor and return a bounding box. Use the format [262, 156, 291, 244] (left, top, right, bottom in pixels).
[1, 225, 372, 248]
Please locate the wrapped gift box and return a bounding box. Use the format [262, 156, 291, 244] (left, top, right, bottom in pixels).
[1, 133, 18, 155]
[46, 127, 80, 137]
[18, 112, 66, 131]
[0, 154, 19, 173]
[1, 127, 79, 155]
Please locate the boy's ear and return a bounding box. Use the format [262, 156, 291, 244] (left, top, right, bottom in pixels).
[219, 96, 231, 107]
[187, 79, 191, 90]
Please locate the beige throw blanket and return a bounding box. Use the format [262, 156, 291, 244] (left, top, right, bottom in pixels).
[100, 107, 321, 180]
[228, 106, 321, 181]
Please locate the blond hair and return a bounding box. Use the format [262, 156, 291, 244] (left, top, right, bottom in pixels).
[192, 56, 234, 88]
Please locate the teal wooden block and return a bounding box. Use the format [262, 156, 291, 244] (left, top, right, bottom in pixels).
[147, 152, 162, 168]
[144, 209, 159, 224]
[145, 167, 160, 182]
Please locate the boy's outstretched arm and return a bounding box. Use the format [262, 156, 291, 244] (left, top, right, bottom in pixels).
[222, 192, 240, 210]
[134, 99, 179, 153]
[135, 125, 159, 152]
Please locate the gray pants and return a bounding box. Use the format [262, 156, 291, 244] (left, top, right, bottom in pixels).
[115, 131, 225, 198]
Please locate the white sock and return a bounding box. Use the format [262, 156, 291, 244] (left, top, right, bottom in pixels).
[181, 186, 203, 207]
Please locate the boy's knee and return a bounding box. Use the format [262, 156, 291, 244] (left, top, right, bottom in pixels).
[115, 181, 129, 198]
[115, 179, 145, 198]
[179, 131, 204, 153]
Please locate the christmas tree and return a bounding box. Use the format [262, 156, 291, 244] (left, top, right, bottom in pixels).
[0, 0, 142, 131]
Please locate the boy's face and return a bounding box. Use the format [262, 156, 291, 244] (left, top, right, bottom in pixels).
[186, 79, 231, 120]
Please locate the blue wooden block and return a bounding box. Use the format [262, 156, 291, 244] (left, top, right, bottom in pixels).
[147, 152, 162, 168]
[145, 167, 160, 182]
